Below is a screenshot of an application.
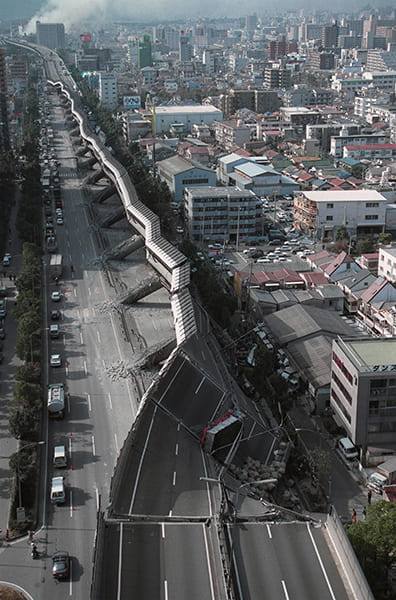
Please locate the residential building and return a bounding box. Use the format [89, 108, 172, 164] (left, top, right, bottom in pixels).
[179, 33, 193, 62]
[157, 156, 216, 203]
[36, 22, 65, 49]
[268, 36, 298, 60]
[378, 246, 396, 282]
[219, 89, 280, 118]
[184, 186, 260, 242]
[331, 337, 396, 452]
[343, 143, 396, 160]
[294, 189, 388, 240]
[330, 132, 388, 158]
[322, 23, 339, 48]
[263, 66, 291, 90]
[214, 119, 251, 150]
[98, 72, 118, 110]
[309, 51, 335, 70]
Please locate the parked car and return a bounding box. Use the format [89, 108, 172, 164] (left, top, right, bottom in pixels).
[51, 291, 61, 302]
[51, 309, 61, 320]
[50, 324, 60, 338]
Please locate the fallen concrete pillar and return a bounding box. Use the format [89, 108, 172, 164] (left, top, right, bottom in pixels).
[106, 235, 144, 260]
[83, 169, 105, 185]
[133, 338, 176, 370]
[119, 273, 161, 305]
[79, 156, 97, 170]
[99, 207, 126, 228]
[94, 185, 117, 203]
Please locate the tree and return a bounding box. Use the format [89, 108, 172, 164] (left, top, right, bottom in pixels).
[9, 448, 37, 484]
[335, 226, 349, 242]
[15, 311, 41, 361]
[378, 233, 392, 246]
[15, 363, 41, 384]
[13, 381, 41, 410]
[347, 501, 396, 597]
[355, 236, 375, 255]
[9, 407, 38, 440]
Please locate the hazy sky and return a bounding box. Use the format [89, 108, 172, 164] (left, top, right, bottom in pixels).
[0, 0, 383, 29]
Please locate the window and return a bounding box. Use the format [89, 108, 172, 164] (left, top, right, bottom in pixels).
[366, 202, 379, 208]
[332, 372, 352, 404]
[326, 215, 333, 221]
[365, 215, 378, 220]
[326, 203, 334, 209]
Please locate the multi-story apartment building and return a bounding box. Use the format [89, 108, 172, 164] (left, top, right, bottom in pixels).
[331, 336, 396, 452]
[184, 186, 261, 243]
[378, 246, 396, 283]
[294, 189, 388, 240]
[309, 51, 335, 70]
[98, 72, 118, 110]
[263, 66, 291, 90]
[219, 89, 280, 118]
[268, 36, 298, 60]
[214, 120, 251, 150]
[138, 35, 152, 69]
[330, 132, 388, 158]
[343, 143, 396, 160]
[322, 23, 339, 48]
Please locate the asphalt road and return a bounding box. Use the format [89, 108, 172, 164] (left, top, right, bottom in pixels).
[229, 521, 350, 600]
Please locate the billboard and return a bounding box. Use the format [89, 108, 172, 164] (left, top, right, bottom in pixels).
[80, 34, 92, 41]
[123, 95, 141, 110]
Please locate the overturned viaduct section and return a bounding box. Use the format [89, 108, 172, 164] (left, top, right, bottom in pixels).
[46, 75, 196, 345]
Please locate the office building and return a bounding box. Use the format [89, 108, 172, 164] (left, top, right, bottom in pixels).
[179, 33, 193, 62]
[138, 35, 152, 69]
[36, 22, 65, 49]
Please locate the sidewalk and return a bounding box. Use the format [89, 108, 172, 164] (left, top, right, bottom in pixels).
[0, 188, 24, 535]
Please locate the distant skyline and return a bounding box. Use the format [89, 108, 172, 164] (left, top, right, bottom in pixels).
[0, 0, 391, 30]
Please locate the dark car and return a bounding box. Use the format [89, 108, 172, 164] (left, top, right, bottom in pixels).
[52, 551, 70, 579]
[51, 309, 61, 320]
[250, 250, 263, 258]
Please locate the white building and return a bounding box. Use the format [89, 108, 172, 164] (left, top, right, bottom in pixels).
[152, 104, 223, 134]
[331, 337, 396, 452]
[294, 189, 388, 240]
[98, 72, 118, 109]
[378, 246, 396, 282]
[184, 186, 261, 243]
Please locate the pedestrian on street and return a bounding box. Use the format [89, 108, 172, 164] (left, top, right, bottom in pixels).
[352, 508, 356, 524]
[362, 506, 366, 520]
[368, 490, 372, 504]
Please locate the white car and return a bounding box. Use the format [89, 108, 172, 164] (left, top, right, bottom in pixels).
[50, 354, 62, 367]
[51, 291, 61, 302]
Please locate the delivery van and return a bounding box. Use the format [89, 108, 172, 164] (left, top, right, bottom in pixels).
[338, 437, 359, 460]
[53, 445, 67, 468]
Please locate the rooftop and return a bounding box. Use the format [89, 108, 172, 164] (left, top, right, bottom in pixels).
[336, 337, 396, 372]
[302, 189, 387, 203]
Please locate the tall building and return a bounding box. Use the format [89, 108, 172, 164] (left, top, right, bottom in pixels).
[263, 67, 291, 90]
[98, 72, 118, 110]
[36, 22, 65, 49]
[179, 33, 192, 62]
[322, 22, 339, 48]
[268, 36, 298, 60]
[138, 35, 152, 69]
[245, 15, 257, 32]
[0, 49, 10, 153]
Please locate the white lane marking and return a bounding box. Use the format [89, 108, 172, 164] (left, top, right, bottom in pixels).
[117, 522, 123, 600]
[63, 333, 66, 347]
[68, 437, 72, 462]
[96, 487, 99, 511]
[158, 360, 186, 405]
[69, 560, 72, 596]
[108, 393, 113, 410]
[161, 523, 165, 539]
[177, 423, 180, 432]
[281, 580, 290, 600]
[92, 307, 96, 317]
[88, 287, 91, 296]
[114, 433, 119, 453]
[87, 393, 91, 411]
[73, 287, 77, 297]
[195, 376, 205, 394]
[76, 309, 80, 319]
[164, 580, 168, 600]
[97, 330, 101, 344]
[202, 523, 216, 599]
[69, 491, 73, 518]
[102, 359, 106, 369]
[306, 522, 337, 600]
[266, 524, 272, 539]
[175, 443, 178, 456]
[173, 471, 176, 486]
[169, 510, 172, 517]
[80, 332, 83, 345]
[201, 351, 205, 360]
[92, 435, 96, 457]
[84, 360, 87, 375]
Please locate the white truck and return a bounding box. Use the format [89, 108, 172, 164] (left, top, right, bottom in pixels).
[49, 254, 63, 279]
[48, 383, 65, 419]
[367, 456, 396, 495]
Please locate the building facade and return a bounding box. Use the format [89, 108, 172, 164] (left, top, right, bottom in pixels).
[36, 22, 65, 49]
[378, 247, 396, 282]
[98, 72, 118, 109]
[331, 337, 396, 452]
[294, 189, 388, 240]
[157, 156, 216, 202]
[184, 186, 261, 242]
